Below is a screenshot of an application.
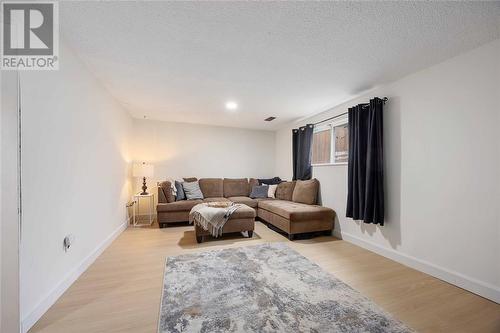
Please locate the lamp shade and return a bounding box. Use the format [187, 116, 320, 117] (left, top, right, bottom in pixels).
[132, 162, 154, 178]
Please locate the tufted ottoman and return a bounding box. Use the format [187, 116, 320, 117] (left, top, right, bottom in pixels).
[195, 204, 256, 243]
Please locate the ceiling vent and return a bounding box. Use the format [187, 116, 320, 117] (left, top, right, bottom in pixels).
[264, 116, 276, 122]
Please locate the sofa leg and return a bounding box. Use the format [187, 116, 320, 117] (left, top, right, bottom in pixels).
[196, 235, 204, 243]
[288, 234, 295, 241]
[247, 230, 253, 238]
[323, 229, 332, 236]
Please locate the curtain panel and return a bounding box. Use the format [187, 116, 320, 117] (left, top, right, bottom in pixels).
[346, 97, 385, 225]
[292, 124, 314, 181]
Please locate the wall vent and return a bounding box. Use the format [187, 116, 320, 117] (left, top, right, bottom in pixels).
[264, 116, 276, 122]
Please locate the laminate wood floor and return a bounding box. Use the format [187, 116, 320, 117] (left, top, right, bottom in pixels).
[30, 222, 500, 333]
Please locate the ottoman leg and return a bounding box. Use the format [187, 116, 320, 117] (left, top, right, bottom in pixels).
[248, 230, 253, 238]
[196, 235, 204, 243]
[288, 234, 295, 241]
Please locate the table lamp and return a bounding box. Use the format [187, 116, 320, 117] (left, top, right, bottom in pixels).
[133, 162, 154, 195]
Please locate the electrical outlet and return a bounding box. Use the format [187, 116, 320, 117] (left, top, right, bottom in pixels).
[63, 234, 75, 252]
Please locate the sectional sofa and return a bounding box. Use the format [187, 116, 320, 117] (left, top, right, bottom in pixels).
[157, 178, 334, 240]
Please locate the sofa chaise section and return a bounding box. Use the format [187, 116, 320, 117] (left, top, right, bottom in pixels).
[257, 199, 334, 240]
[254, 179, 334, 239]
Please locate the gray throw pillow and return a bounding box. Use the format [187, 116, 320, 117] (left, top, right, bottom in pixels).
[182, 181, 204, 200]
[175, 180, 186, 201]
[250, 185, 269, 199]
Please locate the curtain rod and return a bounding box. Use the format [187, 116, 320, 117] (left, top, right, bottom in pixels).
[313, 97, 388, 126]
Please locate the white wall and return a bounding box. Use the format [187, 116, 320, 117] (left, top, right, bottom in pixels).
[275, 39, 500, 302]
[130, 119, 276, 197]
[19, 42, 132, 331]
[1, 70, 21, 333]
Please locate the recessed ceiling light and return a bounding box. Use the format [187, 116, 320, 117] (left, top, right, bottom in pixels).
[225, 101, 238, 111]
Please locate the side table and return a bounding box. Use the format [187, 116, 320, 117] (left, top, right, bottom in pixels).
[132, 193, 155, 227]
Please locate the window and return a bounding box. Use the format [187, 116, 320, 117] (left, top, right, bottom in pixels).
[311, 115, 349, 165]
[312, 125, 331, 164]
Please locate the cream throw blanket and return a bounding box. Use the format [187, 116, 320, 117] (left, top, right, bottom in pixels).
[189, 202, 242, 237]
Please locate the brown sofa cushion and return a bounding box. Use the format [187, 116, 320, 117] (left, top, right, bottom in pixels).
[156, 200, 202, 212]
[158, 181, 175, 203]
[228, 196, 257, 208]
[183, 177, 197, 182]
[258, 200, 333, 222]
[292, 179, 319, 205]
[275, 181, 296, 201]
[253, 197, 275, 202]
[198, 178, 223, 198]
[223, 178, 249, 197]
[202, 197, 231, 203]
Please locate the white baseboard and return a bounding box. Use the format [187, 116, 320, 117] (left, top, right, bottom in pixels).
[21, 221, 128, 333]
[339, 231, 500, 304]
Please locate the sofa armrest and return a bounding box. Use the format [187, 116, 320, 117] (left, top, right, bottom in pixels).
[158, 186, 167, 203]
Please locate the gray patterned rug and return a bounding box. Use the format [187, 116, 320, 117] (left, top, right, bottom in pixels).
[159, 243, 414, 333]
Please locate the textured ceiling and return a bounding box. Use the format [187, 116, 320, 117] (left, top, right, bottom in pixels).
[60, 1, 500, 130]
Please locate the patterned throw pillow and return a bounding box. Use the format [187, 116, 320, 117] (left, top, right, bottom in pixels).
[267, 184, 278, 198]
[182, 181, 204, 200]
[250, 185, 269, 199]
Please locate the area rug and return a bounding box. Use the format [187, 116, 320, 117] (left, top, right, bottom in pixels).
[158, 243, 414, 333]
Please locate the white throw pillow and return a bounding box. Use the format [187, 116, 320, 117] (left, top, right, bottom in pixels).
[267, 184, 278, 198]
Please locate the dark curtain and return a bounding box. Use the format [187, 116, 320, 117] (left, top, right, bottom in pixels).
[292, 129, 298, 180]
[292, 124, 314, 180]
[346, 98, 384, 225]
